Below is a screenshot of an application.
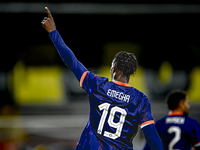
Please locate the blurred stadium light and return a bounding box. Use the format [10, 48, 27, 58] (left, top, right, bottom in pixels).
[13, 61, 66, 105]
[1, 3, 200, 14]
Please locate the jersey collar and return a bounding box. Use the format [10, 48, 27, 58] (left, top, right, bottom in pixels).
[112, 80, 132, 87]
[168, 111, 184, 116]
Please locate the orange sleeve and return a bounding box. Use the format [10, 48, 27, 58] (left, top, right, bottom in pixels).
[80, 71, 89, 88]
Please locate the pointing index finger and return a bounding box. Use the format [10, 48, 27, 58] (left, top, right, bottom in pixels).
[45, 7, 52, 19]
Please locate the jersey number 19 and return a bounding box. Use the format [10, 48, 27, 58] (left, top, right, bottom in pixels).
[97, 102, 127, 139]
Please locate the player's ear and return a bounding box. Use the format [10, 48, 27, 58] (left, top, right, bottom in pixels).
[177, 101, 181, 108]
[110, 66, 114, 73]
[111, 63, 116, 72]
[113, 65, 118, 73]
[178, 100, 185, 110]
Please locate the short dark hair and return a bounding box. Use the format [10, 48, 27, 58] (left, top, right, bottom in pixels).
[113, 51, 137, 76]
[166, 90, 187, 110]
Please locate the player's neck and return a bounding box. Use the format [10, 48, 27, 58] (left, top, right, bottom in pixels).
[168, 110, 184, 116]
[173, 106, 185, 112]
[171, 108, 184, 114]
[113, 72, 130, 84]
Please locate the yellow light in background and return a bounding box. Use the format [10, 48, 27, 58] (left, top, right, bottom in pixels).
[158, 61, 173, 84]
[129, 66, 147, 95]
[98, 66, 112, 81]
[12, 61, 65, 105]
[187, 67, 200, 102]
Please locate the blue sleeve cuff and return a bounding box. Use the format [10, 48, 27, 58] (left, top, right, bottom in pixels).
[49, 30, 57, 36]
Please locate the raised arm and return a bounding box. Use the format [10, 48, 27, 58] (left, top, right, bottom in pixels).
[41, 7, 87, 81]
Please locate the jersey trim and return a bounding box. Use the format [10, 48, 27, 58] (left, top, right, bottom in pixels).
[140, 120, 155, 129]
[168, 111, 184, 116]
[194, 142, 200, 147]
[112, 80, 132, 87]
[80, 71, 89, 87]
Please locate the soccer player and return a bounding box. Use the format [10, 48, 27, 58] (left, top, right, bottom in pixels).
[41, 7, 164, 150]
[143, 90, 200, 150]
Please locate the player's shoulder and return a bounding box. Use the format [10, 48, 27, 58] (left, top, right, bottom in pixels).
[131, 87, 150, 104]
[87, 71, 108, 82]
[185, 115, 199, 124]
[155, 115, 168, 124]
[81, 71, 109, 89]
[126, 85, 146, 97]
[135, 88, 149, 101]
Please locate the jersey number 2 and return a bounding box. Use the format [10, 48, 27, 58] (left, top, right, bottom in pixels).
[97, 103, 127, 139]
[167, 126, 181, 150]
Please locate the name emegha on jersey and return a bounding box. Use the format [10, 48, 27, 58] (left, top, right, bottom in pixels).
[166, 117, 185, 124]
[107, 89, 130, 103]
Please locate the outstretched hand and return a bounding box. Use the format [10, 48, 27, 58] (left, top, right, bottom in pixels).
[41, 7, 56, 33]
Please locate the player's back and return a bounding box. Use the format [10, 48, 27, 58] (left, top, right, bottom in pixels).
[155, 112, 200, 150]
[78, 72, 154, 150]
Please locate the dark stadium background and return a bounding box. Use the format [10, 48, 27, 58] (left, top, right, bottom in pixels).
[0, 1, 200, 150]
[2, 1, 200, 70]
